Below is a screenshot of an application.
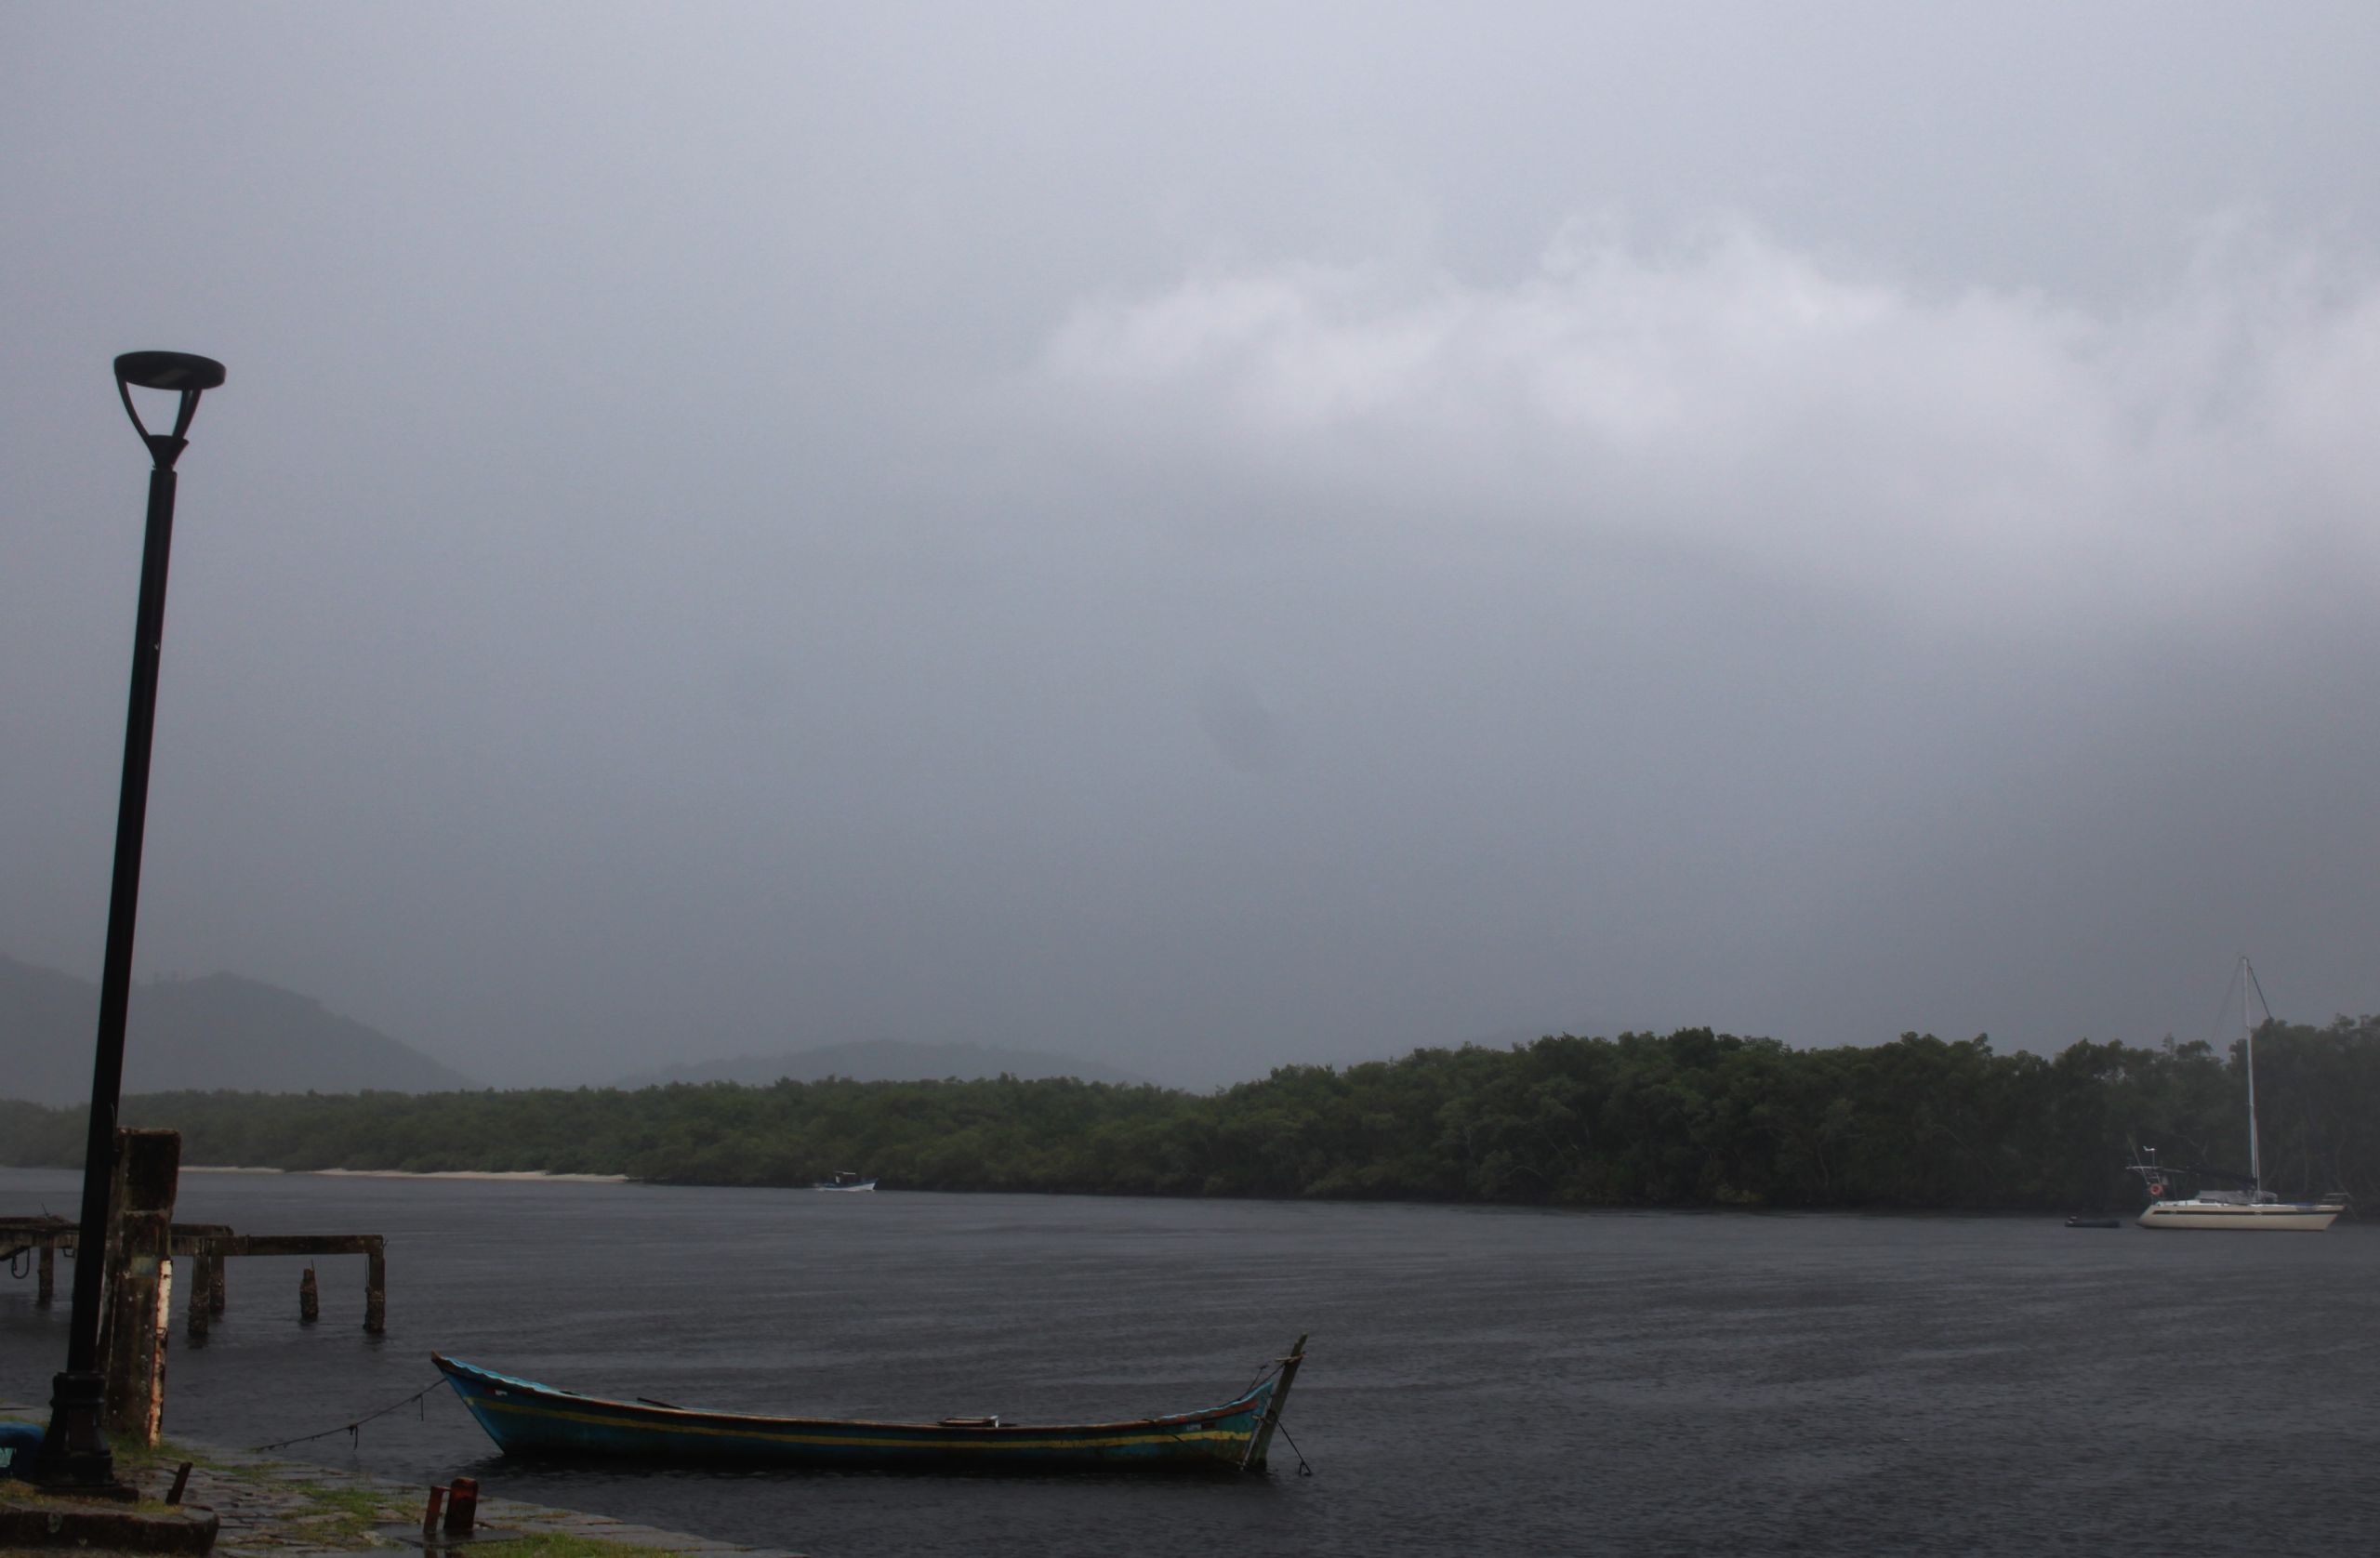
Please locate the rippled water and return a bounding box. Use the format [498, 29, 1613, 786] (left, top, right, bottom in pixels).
[4, 1167, 2375, 1556]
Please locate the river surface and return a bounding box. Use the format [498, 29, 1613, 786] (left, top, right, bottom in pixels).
[3, 1167, 2374, 1556]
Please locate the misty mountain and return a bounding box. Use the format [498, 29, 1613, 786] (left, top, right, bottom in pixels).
[0, 954, 475, 1105]
[613, 1039, 1150, 1089]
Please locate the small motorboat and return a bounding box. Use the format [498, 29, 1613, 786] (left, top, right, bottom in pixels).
[812, 1171, 877, 1192]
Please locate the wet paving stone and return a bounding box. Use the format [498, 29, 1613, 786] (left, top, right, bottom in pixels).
[112, 1444, 808, 1558]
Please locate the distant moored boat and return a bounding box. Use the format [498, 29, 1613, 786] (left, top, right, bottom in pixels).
[2132, 958, 2347, 1233]
[813, 1171, 877, 1192]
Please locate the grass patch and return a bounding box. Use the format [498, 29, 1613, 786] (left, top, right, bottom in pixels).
[112, 1435, 231, 1477]
[0, 1482, 146, 1511]
[475, 1537, 699, 1558]
[280, 1478, 413, 1546]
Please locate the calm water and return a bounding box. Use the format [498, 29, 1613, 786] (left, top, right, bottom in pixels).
[3, 1167, 2374, 1556]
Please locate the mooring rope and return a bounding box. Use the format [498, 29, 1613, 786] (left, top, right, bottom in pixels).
[249, 1378, 445, 1453]
[1232, 1352, 1315, 1476]
[1241, 1351, 1295, 1395]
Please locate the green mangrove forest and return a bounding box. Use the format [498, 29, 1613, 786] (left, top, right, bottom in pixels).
[5, 1022, 2375, 1211]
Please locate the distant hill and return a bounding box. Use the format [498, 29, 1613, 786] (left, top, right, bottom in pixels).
[0, 954, 475, 1104]
[613, 1038, 1150, 1089]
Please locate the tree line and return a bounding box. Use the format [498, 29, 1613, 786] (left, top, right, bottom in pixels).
[4, 1021, 2374, 1210]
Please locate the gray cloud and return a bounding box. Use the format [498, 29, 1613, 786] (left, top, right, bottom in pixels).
[1034, 219, 2380, 634]
[6, 4, 2379, 1089]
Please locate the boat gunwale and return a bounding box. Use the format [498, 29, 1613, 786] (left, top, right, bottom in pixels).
[430, 1352, 1276, 1436]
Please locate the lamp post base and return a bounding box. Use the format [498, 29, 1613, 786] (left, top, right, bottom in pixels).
[33, 1370, 136, 1499]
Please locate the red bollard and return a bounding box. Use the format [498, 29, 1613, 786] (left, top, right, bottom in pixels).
[421, 1485, 446, 1532]
[443, 1476, 479, 1535]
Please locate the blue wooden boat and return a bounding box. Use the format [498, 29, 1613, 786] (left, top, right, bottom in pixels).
[432, 1338, 1306, 1473]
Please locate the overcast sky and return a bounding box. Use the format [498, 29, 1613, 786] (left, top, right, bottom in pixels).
[6, 4, 2378, 1089]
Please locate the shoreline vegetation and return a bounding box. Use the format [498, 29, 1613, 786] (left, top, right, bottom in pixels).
[5, 1023, 2375, 1212]
[177, 1166, 632, 1181]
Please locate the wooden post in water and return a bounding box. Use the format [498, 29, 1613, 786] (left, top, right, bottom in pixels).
[298, 1265, 319, 1324]
[36, 1244, 54, 1307]
[185, 1252, 211, 1343]
[100, 1129, 178, 1446]
[207, 1252, 225, 1317]
[364, 1240, 386, 1335]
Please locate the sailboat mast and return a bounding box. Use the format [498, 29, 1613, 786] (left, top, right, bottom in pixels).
[2242, 956, 2262, 1193]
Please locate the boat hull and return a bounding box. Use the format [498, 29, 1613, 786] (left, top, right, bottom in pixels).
[432, 1353, 1282, 1472]
[2137, 1202, 2339, 1232]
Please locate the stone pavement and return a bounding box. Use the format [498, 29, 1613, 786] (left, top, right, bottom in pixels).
[1, 1422, 807, 1558]
[147, 1446, 809, 1557]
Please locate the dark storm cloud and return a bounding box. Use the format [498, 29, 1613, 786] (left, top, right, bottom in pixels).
[4, 4, 2378, 1087]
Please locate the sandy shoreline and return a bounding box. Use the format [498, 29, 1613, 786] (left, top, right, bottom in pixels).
[182, 1166, 629, 1182]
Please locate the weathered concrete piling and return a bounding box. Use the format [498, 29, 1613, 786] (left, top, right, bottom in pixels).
[102, 1128, 180, 1446]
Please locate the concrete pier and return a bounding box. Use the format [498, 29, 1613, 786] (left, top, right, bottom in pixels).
[6, 1219, 390, 1335]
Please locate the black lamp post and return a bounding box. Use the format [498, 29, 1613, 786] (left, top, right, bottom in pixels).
[35, 351, 226, 1493]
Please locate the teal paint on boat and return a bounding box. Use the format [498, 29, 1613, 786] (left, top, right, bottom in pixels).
[432, 1347, 1303, 1473]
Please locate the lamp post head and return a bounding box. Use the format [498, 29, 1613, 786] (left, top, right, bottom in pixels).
[113, 350, 225, 469]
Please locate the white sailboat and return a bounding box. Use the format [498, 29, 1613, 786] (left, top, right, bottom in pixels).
[2134, 958, 2345, 1232]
